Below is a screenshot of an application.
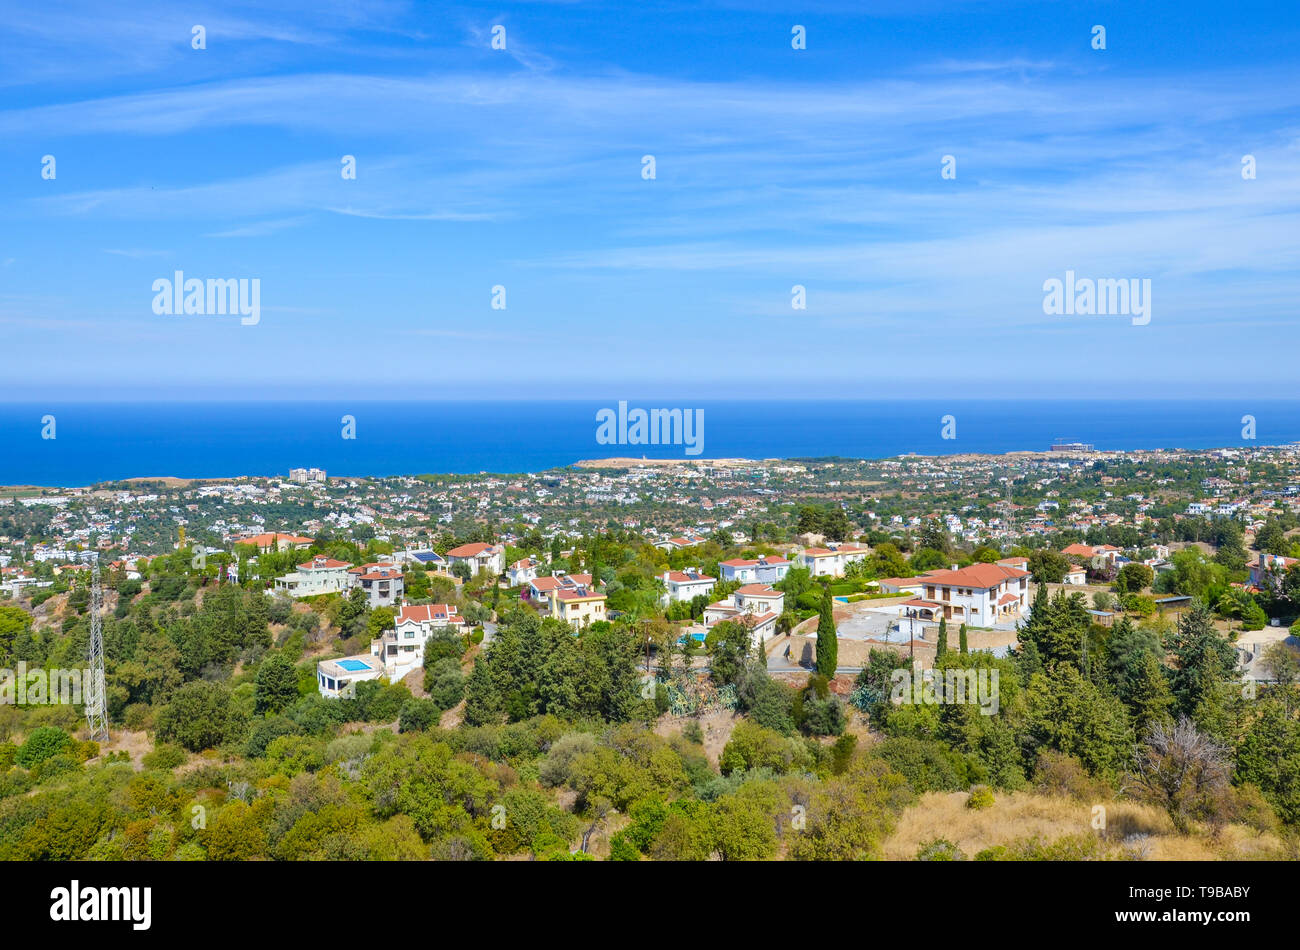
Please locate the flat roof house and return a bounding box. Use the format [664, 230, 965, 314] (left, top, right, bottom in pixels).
[317, 654, 384, 697]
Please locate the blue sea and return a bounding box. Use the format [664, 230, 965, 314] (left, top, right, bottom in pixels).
[2, 400, 1298, 486]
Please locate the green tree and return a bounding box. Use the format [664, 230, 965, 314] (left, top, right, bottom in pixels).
[1165, 604, 1237, 718]
[254, 652, 300, 715]
[936, 617, 948, 659]
[816, 589, 838, 676]
[156, 681, 247, 752]
[958, 622, 968, 655]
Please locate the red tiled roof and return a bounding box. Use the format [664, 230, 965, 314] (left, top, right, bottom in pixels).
[922, 563, 1028, 589]
[447, 542, 497, 557]
[397, 604, 462, 625]
[298, 557, 351, 570]
[665, 571, 715, 583]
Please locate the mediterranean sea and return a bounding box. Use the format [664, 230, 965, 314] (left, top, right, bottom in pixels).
[1, 399, 1298, 486]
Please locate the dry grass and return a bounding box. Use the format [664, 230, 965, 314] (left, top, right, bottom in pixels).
[885, 790, 1287, 861]
[653, 708, 742, 768]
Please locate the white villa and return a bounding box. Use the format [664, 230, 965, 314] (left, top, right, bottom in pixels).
[718, 554, 791, 585]
[373, 603, 466, 677]
[274, 556, 353, 598]
[317, 653, 385, 697]
[507, 557, 542, 586]
[446, 542, 505, 577]
[660, 567, 716, 604]
[704, 584, 785, 646]
[800, 543, 869, 577]
[897, 562, 1030, 626]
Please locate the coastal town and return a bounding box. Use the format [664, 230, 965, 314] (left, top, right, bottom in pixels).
[5, 443, 1300, 687]
[2, 441, 1300, 864]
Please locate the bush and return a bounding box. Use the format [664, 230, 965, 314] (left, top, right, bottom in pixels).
[608, 832, 641, 861]
[399, 698, 440, 733]
[876, 737, 972, 792]
[32, 753, 79, 783]
[15, 726, 72, 768]
[425, 658, 465, 710]
[1032, 750, 1112, 802]
[966, 784, 995, 810]
[243, 716, 301, 758]
[539, 731, 598, 787]
[917, 837, 967, 861]
[123, 703, 154, 732]
[142, 743, 187, 770]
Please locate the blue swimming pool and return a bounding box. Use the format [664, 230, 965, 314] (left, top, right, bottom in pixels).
[338, 659, 371, 672]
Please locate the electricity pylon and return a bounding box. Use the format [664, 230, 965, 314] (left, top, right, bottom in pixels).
[85, 553, 109, 742]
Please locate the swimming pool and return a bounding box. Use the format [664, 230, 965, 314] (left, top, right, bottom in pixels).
[338, 659, 371, 672]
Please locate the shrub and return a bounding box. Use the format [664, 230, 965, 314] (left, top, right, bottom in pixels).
[539, 731, 598, 787]
[967, 784, 995, 810]
[917, 837, 967, 861]
[399, 698, 440, 733]
[142, 744, 187, 770]
[16, 726, 72, 768]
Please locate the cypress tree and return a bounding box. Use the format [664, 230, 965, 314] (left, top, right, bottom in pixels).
[936, 616, 948, 659]
[817, 589, 838, 676]
[959, 622, 968, 655]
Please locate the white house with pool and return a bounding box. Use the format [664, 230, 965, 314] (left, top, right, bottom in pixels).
[317, 654, 385, 697]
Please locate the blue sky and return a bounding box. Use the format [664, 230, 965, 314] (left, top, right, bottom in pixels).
[2, 0, 1298, 401]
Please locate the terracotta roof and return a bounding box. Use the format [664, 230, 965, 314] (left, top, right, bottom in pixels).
[298, 557, 352, 570]
[447, 542, 498, 557]
[397, 604, 462, 625]
[922, 563, 1028, 589]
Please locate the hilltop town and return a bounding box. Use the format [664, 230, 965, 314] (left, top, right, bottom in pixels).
[1, 443, 1299, 862]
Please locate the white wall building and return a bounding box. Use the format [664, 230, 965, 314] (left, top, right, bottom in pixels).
[800, 543, 869, 577]
[660, 568, 716, 604]
[274, 556, 353, 598]
[718, 555, 791, 585]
